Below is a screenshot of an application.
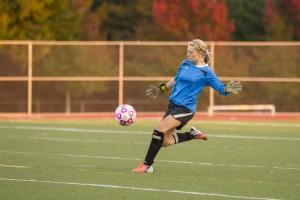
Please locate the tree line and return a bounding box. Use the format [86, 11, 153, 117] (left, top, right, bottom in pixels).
[0, 0, 299, 41]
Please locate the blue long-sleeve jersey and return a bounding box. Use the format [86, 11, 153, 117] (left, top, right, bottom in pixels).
[169, 60, 229, 112]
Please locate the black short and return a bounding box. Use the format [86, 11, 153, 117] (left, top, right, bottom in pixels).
[163, 101, 195, 130]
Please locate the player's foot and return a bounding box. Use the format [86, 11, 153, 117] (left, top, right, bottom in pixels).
[132, 163, 154, 173]
[189, 126, 208, 140]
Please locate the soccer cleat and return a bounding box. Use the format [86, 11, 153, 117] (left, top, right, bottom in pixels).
[189, 126, 208, 140]
[132, 163, 154, 173]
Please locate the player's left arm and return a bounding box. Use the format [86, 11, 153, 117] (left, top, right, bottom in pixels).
[224, 80, 242, 94]
[206, 70, 242, 95]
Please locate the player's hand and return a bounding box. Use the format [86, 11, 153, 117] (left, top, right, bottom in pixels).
[145, 83, 168, 100]
[225, 80, 242, 94]
[145, 85, 162, 100]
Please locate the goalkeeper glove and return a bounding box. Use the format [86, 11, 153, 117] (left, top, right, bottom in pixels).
[225, 80, 242, 94]
[145, 83, 168, 100]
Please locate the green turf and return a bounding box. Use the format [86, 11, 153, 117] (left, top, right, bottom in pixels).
[0, 118, 299, 200]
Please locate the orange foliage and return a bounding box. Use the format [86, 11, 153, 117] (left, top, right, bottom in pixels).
[153, 0, 234, 41]
[265, 0, 300, 40]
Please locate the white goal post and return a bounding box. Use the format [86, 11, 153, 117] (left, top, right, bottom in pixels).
[208, 104, 276, 116]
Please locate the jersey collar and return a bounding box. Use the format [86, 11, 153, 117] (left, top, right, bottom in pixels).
[195, 64, 208, 68]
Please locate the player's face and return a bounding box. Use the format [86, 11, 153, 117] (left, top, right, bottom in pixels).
[187, 46, 202, 64]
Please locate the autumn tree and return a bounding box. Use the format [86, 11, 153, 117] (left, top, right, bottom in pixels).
[0, 0, 91, 74]
[0, 0, 89, 40]
[152, 0, 234, 41]
[0, 0, 119, 112]
[265, 0, 300, 41]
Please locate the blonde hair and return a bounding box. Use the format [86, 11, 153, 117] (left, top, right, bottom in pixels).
[188, 39, 210, 63]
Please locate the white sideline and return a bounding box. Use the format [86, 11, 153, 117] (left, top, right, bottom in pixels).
[1, 150, 300, 171]
[196, 121, 300, 127]
[3, 134, 300, 145]
[1, 126, 300, 141]
[0, 178, 281, 200]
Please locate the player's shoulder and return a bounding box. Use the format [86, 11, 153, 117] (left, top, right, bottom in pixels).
[202, 64, 212, 71]
[196, 64, 212, 72]
[181, 59, 194, 66]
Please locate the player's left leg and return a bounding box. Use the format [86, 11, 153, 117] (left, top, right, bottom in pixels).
[168, 106, 207, 144]
[173, 126, 207, 144]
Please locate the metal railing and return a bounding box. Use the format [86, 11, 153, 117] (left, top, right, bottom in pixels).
[0, 40, 299, 116]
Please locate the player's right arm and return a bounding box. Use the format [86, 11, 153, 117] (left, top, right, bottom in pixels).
[146, 62, 183, 100]
[166, 78, 175, 90]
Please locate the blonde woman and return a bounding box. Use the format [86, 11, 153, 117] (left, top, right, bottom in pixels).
[132, 39, 242, 173]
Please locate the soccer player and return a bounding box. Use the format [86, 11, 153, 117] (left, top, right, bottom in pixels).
[132, 39, 242, 173]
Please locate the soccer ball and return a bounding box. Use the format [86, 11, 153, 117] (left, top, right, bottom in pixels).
[114, 104, 136, 126]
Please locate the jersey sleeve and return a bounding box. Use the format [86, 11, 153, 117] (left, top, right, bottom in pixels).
[206, 69, 229, 96]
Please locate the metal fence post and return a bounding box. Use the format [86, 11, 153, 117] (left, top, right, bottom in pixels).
[27, 42, 33, 116]
[118, 42, 124, 106]
[209, 42, 215, 116]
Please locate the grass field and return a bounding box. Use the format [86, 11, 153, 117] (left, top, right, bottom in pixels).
[0, 118, 299, 200]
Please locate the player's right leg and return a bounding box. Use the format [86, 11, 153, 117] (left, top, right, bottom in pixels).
[189, 126, 208, 140]
[132, 116, 180, 173]
[132, 129, 164, 173]
[172, 126, 207, 144]
[132, 163, 154, 173]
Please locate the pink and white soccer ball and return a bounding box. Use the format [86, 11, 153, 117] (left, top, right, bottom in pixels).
[115, 104, 137, 126]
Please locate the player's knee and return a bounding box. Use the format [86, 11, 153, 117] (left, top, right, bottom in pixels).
[155, 125, 168, 133]
[162, 135, 174, 147]
[162, 141, 171, 147]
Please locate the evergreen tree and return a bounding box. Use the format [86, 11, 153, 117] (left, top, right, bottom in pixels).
[89, 0, 153, 40]
[225, 0, 266, 41]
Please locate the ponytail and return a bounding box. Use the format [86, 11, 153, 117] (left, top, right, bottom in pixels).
[204, 50, 210, 64]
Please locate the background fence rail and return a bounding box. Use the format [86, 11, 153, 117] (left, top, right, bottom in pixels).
[0, 41, 299, 116]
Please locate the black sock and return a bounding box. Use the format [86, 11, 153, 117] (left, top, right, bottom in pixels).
[143, 130, 164, 166]
[173, 131, 195, 144]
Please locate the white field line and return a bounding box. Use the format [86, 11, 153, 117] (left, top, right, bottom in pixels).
[1, 150, 299, 171]
[0, 125, 299, 141]
[75, 164, 96, 168]
[211, 135, 300, 141]
[0, 125, 148, 135]
[0, 178, 281, 200]
[3, 134, 300, 143]
[0, 164, 32, 168]
[3, 135, 149, 145]
[197, 121, 300, 127]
